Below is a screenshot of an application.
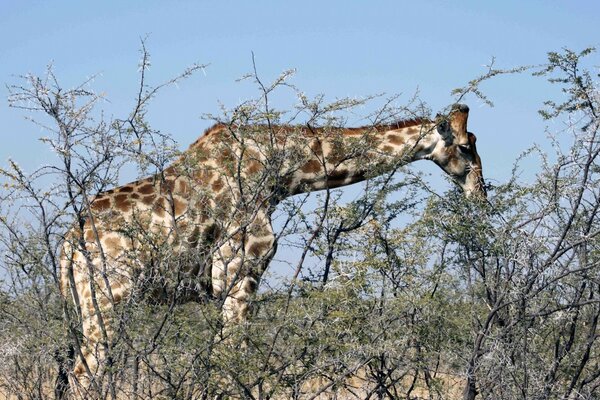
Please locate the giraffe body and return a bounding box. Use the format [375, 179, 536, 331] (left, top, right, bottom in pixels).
[60, 104, 485, 390]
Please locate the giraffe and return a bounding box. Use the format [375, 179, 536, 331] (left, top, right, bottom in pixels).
[59, 103, 485, 392]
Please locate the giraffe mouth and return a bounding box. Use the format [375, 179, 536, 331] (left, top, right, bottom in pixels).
[463, 169, 487, 199]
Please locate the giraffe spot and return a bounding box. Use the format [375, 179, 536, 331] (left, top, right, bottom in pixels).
[114, 194, 130, 212]
[310, 140, 323, 155]
[177, 179, 190, 194]
[382, 145, 395, 153]
[73, 364, 85, 375]
[113, 291, 122, 303]
[101, 291, 122, 306]
[246, 160, 262, 175]
[243, 277, 258, 293]
[326, 145, 345, 164]
[190, 148, 209, 163]
[214, 190, 232, 208]
[84, 229, 95, 242]
[326, 169, 354, 187]
[273, 130, 288, 146]
[152, 198, 167, 217]
[251, 224, 271, 237]
[118, 186, 134, 193]
[230, 231, 243, 243]
[88, 324, 99, 338]
[194, 169, 214, 184]
[247, 240, 272, 258]
[173, 198, 188, 217]
[131, 193, 140, 199]
[387, 134, 405, 145]
[91, 198, 111, 212]
[142, 194, 156, 205]
[211, 177, 224, 192]
[301, 159, 322, 173]
[217, 147, 235, 166]
[246, 148, 260, 158]
[104, 237, 123, 258]
[190, 138, 204, 149]
[161, 179, 175, 193]
[176, 219, 189, 232]
[138, 184, 155, 195]
[406, 126, 421, 136]
[73, 252, 89, 264]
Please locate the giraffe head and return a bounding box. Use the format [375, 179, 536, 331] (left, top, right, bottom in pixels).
[431, 104, 486, 198]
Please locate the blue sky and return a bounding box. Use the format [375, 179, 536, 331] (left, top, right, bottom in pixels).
[1, 1, 599, 187]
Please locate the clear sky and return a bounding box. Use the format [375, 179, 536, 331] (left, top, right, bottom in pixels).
[1, 0, 599, 189]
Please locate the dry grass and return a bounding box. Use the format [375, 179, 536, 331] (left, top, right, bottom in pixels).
[0, 365, 465, 399]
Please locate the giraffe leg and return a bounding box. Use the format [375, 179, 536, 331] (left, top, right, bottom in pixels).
[71, 273, 130, 395]
[72, 309, 106, 391]
[212, 214, 276, 325]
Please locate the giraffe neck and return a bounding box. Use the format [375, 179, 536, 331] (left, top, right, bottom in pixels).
[287, 121, 438, 195]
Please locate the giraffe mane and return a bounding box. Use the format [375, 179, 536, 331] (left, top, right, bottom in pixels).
[189, 118, 431, 149]
[372, 117, 431, 131]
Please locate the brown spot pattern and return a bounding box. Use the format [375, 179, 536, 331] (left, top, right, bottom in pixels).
[84, 229, 95, 242]
[142, 195, 156, 206]
[177, 179, 190, 194]
[162, 179, 175, 193]
[152, 198, 167, 217]
[246, 160, 262, 175]
[61, 117, 457, 383]
[243, 278, 258, 293]
[217, 148, 235, 166]
[114, 194, 130, 212]
[138, 184, 155, 195]
[104, 237, 122, 258]
[173, 198, 187, 217]
[301, 160, 322, 174]
[194, 169, 214, 184]
[311, 140, 323, 155]
[211, 178, 224, 192]
[387, 134, 405, 145]
[248, 240, 271, 257]
[91, 198, 110, 212]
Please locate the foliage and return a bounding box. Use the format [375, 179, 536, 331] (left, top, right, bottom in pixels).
[0, 46, 599, 400]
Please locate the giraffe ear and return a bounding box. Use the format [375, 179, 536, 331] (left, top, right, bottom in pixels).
[449, 104, 469, 144]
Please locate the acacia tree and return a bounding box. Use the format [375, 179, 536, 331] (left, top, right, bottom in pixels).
[414, 48, 600, 400]
[0, 44, 437, 399]
[1, 45, 598, 400]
